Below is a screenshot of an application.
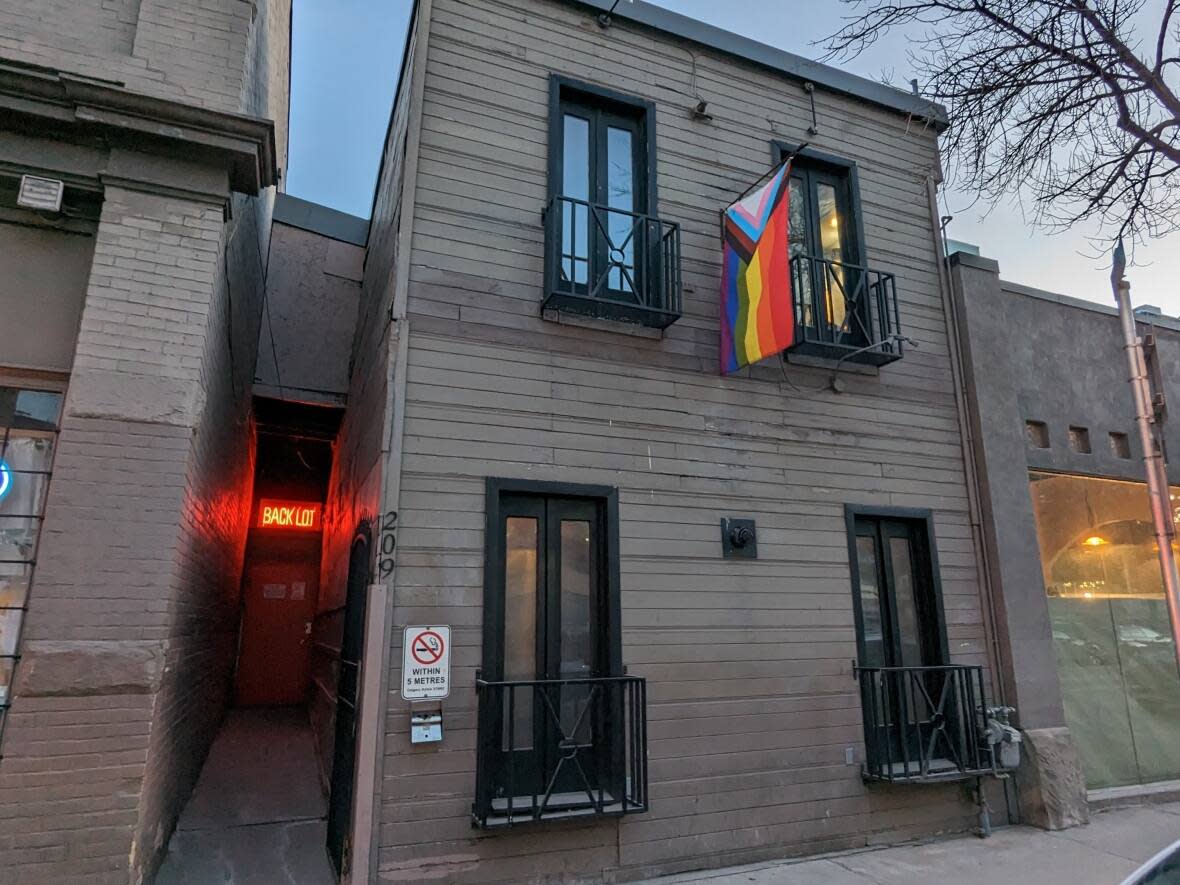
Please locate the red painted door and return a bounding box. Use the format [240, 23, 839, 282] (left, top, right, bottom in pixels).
[236, 558, 320, 706]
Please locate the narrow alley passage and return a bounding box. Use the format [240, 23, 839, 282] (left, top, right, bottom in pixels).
[156, 708, 335, 885]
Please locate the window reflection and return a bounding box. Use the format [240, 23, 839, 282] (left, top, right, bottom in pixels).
[560, 520, 594, 743]
[855, 535, 885, 667]
[606, 127, 635, 294]
[0, 386, 62, 721]
[503, 516, 538, 750]
[1030, 471, 1180, 788]
[817, 182, 848, 332]
[561, 114, 590, 286]
[788, 176, 813, 327]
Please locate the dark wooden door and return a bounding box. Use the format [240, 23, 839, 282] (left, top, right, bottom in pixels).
[236, 558, 319, 706]
[326, 531, 370, 876]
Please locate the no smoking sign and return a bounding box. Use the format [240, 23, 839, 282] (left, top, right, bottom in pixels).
[401, 625, 451, 700]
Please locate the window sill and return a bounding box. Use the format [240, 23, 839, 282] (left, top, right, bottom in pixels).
[542, 308, 665, 340]
[784, 351, 880, 377]
[475, 790, 633, 829]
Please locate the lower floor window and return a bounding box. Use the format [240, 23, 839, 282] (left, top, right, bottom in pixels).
[0, 382, 65, 729]
[1030, 471, 1180, 788]
[847, 507, 991, 781]
[473, 479, 647, 827]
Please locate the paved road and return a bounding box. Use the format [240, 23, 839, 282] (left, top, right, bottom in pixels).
[636, 802, 1180, 885]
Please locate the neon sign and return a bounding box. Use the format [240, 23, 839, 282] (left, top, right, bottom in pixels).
[0, 460, 10, 503]
[258, 499, 321, 531]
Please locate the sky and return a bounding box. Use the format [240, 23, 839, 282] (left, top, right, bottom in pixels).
[285, 0, 1180, 314]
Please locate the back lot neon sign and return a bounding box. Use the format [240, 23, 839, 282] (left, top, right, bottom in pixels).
[258, 499, 321, 531]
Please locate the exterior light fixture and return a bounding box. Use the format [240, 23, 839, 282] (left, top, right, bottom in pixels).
[1082, 535, 1108, 547]
[597, 0, 632, 28]
[0, 460, 10, 503]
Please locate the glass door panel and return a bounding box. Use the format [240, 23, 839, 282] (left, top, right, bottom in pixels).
[854, 515, 946, 769]
[817, 181, 848, 332]
[560, 113, 591, 286]
[605, 126, 636, 294]
[503, 516, 539, 752]
[494, 494, 609, 805]
[557, 98, 644, 301]
[854, 534, 886, 667]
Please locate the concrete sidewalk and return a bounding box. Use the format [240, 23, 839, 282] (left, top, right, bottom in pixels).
[636, 802, 1180, 885]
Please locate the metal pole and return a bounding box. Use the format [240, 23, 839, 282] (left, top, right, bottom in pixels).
[1112, 253, 1180, 674]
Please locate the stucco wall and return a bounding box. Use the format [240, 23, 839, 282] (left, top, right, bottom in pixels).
[0, 220, 95, 373]
[951, 252, 1180, 733]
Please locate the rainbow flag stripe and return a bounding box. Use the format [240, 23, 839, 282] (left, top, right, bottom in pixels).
[720, 162, 795, 374]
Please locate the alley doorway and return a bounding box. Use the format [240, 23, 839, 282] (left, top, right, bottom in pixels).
[158, 399, 344, 884]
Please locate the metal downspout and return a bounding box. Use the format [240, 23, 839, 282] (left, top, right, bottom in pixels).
[925, 175, 1016, 824]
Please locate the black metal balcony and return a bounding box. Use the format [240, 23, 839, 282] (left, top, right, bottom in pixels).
[472, 675, 648, 828]
[857, 664, 999, 783]
[788, 254, 902, 366]
[543, 195, 682, 329]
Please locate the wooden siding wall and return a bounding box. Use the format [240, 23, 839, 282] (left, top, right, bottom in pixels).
[376, 0, 990, 880]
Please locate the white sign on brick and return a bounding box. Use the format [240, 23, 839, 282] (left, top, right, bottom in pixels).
[401, 625, 451, 700]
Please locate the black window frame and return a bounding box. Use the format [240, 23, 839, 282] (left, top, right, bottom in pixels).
[774, 143, 868, 270]
[475, 478, 641, 826]
[542, 76, 681, 329]
[548, 76, 658, 220]
[482, 477, 623, 681]
[769, 143, 904, 367]
[843, 504, 950, 670]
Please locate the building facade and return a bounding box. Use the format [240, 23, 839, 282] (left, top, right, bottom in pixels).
[0, 1, 289, 881]
[951, 253, 1180, 821]
[8, 1, 1174, 884]
[328, 0, 1025, 881]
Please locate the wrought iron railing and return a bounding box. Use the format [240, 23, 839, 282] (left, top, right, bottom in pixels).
[472, 674, 648, 828]
[788, 254, 902, 366]
[543, 195, 682, 329]
[856, 664, 999, 783]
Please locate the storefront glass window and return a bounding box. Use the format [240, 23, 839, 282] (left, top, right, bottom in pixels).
[0, 385, 64, 729]
[1029, 471, 1180, 788]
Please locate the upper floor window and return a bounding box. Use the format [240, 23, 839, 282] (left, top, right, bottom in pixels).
[779, 147, 903, 367]
[543, 78, 681, 329]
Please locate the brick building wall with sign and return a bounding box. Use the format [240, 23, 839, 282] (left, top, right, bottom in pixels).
[0, 1, 290, 880]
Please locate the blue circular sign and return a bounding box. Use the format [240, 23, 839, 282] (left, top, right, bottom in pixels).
[0, 460, 10, 504]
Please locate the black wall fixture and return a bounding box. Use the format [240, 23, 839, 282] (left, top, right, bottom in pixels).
[721, 518, 757, 558]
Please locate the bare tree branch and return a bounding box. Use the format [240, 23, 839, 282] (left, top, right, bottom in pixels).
[822, 0, 1180, 247]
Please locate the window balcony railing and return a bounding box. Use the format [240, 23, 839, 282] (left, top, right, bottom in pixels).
[472, 675, 649, 828]
[789, 254, 903, 366]
[856, 664, 1001, 783]
[543, 195, 682, 329]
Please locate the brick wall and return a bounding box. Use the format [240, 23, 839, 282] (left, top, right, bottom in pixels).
[0, 186, 233, 883]
[0, 1, 289, 879]
[0, 0, 281, 118]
